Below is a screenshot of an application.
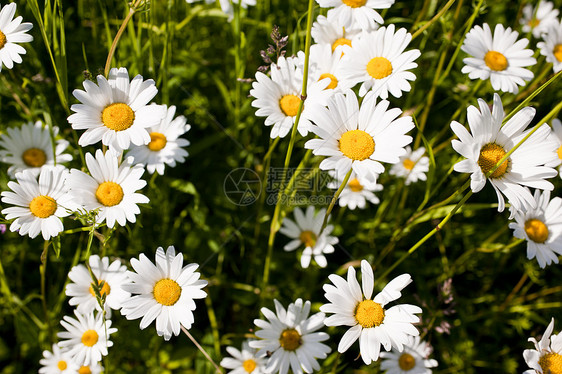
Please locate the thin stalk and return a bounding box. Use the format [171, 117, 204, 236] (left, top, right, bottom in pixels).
[411, 0, 457, 41]
[320, 169, 352, 233]
[181, 326, 223, 374]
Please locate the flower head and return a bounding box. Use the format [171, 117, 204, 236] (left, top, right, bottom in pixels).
[220, 340, 268, 374]
[520, 1, 559, 38]
[39, 344, 79, 374]
[389, 146, 429, 185]
[537, 20, 562, 74]
[0, 3, 33, 71]
[523, 318, 562, 374]
[328, 170, 383, 210]
[380, 335, 438, 374]
[315, 0, 394, 30]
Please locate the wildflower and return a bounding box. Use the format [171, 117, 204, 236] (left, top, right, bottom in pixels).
[450, 93, 557, 212]
[250, 298, 331, 374]
[461, 23, 536, 94]
[305, 89, 414, 183]
[120, 246, 208, 341]
[380, 335, 438, 374]
[39, 344, 79, 374]
[220, 340, 268, 374]
[279, 206, 338, 268]
[68, 67, 163, 151]
[340, 25, 420, 99]
[66, 255, 131, 314]
[520, 1, 559, 38]
[315, 0, 394, 30]
[537, 20, 562, 73]
[1, 167, 76, 240]
[311, 13, 362, 54]
[66, 150, 149, 228]
[302, 43, 354, 93]
[389, 146, 429, 185]
[0, 121, 72, 178]
[0, 3, 33, 71]
[523, 318, 562, 374]
[320, 260, 422, 364]
[328, 170, 383, 210]
[57, 310, 117, 367]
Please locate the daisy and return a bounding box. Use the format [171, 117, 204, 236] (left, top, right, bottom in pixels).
[57, 310, 117, 367]
[340, 25, 420, 99]
[311, 14, 363, 54]
[39, 343, 79, 374]
[1, 167, 76, 240]
[300, 44, 355, 93]
[321, 261, 421, 364]
[315, 0, 394, 31]
[380, 335, 438, 374]
[461, 23, 536, 94]
[523, 318, 562, 374]
[120, 246, 208, 341]
[76, 362, 103, 374]
[66, 149, 149, 228]
[0, 3, 33, 71]
[249, 298, 331, 374]
[328, 170, 382, 210]
[279, 206, 338, 268]
[220, 340, 268, 374]
[0, 121, 72, 178]
[305, 89, 414, 183]
[389, 146, 429, 185]
[451, 93, 557, 213]
[68, 67, 164, 151]
[537, 20, 562, 73]
[520, 1, 559, 39]
[509, 190, 562, 268]
[250, 55, 332, 138]
[126, 104, 190, 175]
[66, 255, 131, 314]
[547, 118, 562, 174]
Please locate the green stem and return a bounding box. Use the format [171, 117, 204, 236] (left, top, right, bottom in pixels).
[411, 0, 457, 41]
[320, 168, 352, 233]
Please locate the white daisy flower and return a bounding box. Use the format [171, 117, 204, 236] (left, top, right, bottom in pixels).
[220, 340, 268, 374]
[451, 93, 558, 213]
[249, 298, 331, 374]
[39, 343, 79, 374]
[57, 310, 117, 367]
[76, 362, 103, 374]
[537, 19, 562, 74]
[320, 260, 422, 365]
[380, 335, 438, 374]
[66, 149, 149, 228]
[120, 246, 208, 341]
[523, 318, 562, 374]
[509, 190, 562, 268]
[0, 3, 33, 71]
[305, 89, 414, 183]
[68, 67, 164, 151]
[250, 56, 332, 138]
[66, 255, 131, 315]
[389, 146, 429, 185]
[340, 25, 420, 99]
[279, 206, 339, 268]
[461, 23, 536, 94]
[328, 170, 382, 210]
[1, 167, 76, 240]
[520, 1, 559, 39]
[315, 0, 394, 31]
[0, 121, 72, 178]
[311, 14, 363, 53]
[301, 43, 355, 93]
[547, 118, 562, 173]
[126, 104, 190, 175]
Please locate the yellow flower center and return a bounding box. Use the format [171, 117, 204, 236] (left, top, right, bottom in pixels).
[557, 145, 562, 160]
[279, 328, 302, 351]
[57, 360, 68, 370]
[299, 230, 317, 248]
[342, 0, 367, 7]
[22, 148, 47, 167]
[332, 37, 352, 53]
[148, 132, 167, 152]
[348, 178, 363, 192]
[78, 366, 93, 374]
[403, 159, 415, 170]
[242, 359, 257, 373]
[554, 44, 562, 63]
[0, 30, 6, 50]
[539, 353, 562, 374]
[153, 278, 182, 306]
[528, 18, 541, 28]
[339, 130, 375, 161]
[101, 103, 135, 131]
[367, 57, 393, 79]
[89, 280, 111, 298]
[477, 143, 509, 178]
[29, 196, 57, 218]
[354, 299, 385, 328]
[95, 181, 124, 207]
[525, 218, 549, 243]
[398, 353, 416, 371]
[484, 51, 508, 71]
[279, 94, 301, 117]
[319, 73, 338, 90]
[81, 330, 99, 347]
